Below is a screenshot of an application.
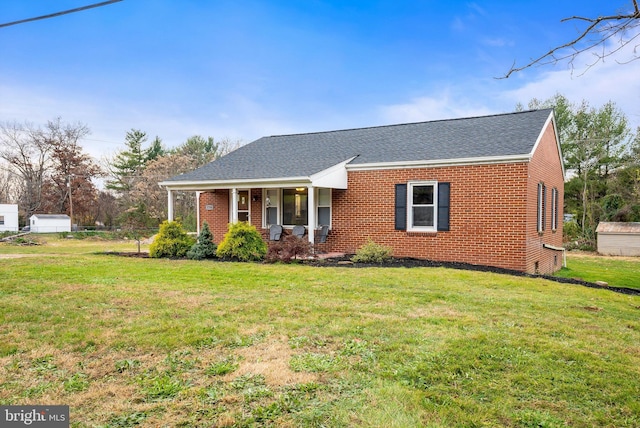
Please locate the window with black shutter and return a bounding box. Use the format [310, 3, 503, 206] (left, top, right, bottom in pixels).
[395, 181, 450, 232]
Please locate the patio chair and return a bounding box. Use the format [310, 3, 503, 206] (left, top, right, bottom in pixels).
[292, 225, 306, 238]
[316, 225, 329, 243]
[269, 224, 283, 241]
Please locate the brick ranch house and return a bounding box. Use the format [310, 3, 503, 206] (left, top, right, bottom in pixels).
[160, 109, 565, 274]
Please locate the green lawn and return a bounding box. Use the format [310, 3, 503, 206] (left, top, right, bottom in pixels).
[1, 237, 639, 427]
[554, 252, 640, 290]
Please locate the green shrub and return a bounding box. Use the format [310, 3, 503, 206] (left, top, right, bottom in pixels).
[351, 239, 393, 263]
[187, 221, 217, 260]
[216, 222, 267, 262]
[149, 221, 195, 258]
[563, 220, 580, 242]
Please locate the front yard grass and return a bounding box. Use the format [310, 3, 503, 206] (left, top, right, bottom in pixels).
[0, 238, 639, 427]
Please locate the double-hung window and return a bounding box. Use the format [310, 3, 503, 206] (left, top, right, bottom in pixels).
[317, 188, 331, 226]
[265, 189, 279, 226]
[407, 181, 437, 232]
[551, 187, 558, 231]
[537, 182, 546, 233]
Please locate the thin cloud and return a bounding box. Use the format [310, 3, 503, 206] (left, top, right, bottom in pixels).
[378, 91, 494, 124]
[502, 35, 640, 129]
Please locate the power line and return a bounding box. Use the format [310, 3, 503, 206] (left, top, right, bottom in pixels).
[0, 0, 123, 29]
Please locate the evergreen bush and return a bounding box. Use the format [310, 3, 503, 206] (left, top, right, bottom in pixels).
[216, 222, 267, 262]
[187, 221, 217, 260]
[149, 221, 195, 258]
[351, 239, 393, 263]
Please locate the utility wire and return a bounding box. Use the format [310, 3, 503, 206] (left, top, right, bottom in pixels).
[0, 0, 123, 29]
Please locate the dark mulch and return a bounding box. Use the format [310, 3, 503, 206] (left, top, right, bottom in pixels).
[102, 251, 639, 296]
[102, 251, 150, 258]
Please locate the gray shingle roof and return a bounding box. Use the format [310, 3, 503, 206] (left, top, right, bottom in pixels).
[165, 109, 553, 183]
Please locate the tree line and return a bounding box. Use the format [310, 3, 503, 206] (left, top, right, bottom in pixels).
[0, 118, 239, 231]
[519, 94, 640, 246]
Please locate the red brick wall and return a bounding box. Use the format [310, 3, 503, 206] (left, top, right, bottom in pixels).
[323, 119, 564, 274]
[199, 191, 229, 244]
[524, 121, 565, 274]
[199, 189, 266, 243]
[328, 163, 530, 271]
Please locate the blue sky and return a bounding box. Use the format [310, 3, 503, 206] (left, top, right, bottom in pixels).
[1, 0, 638, 160]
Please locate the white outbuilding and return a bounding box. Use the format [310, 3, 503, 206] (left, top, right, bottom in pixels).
[596, 222, 640, 256]
[0, 204, 20, 232]
[29, 214, 71, 233]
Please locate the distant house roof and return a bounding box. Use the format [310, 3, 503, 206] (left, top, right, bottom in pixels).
[162, 109, 555, 187]
[31, 214, 70, 220]
[596, 222, 640, 234]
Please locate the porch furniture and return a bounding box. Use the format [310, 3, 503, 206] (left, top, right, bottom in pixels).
[292, 225, 306, 238]
[316, 225, 329, 243]
[269, 224, 283, 241]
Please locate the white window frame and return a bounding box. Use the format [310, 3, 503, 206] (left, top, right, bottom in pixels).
[263, 187, 332, 229]
[263, 189, 280, 228]
[537, 182, 546, 233]
[407, 181, 438, 232]
[551, 187, 558, 231]
[280, 187, 309, 227]
[229, 189, 251, 224]
[316, 188, 331, 228]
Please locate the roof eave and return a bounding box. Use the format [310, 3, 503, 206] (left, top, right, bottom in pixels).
[345, 154, 532, 171]
[160, 157, 356, 191]
[159, 176, 312, 191]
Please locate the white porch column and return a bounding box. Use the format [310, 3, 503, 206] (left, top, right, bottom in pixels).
[231, 188, 239, 223]
[307, 185, 315, 245]
[167, 189, 174, 222]
[196, 191, 201, 233]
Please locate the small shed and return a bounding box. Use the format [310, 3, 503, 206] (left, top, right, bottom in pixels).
[596, 222, 640, 256]
[30, 214, 71, 233]
[0, 204, 19, 232]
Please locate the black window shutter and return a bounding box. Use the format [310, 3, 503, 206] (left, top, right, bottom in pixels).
[437, 182, 450, 231]
[394, 184, 407, 230]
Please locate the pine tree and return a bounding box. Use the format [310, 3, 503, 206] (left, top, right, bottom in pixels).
[187, 221, 217, 260]
[106, 129, 149, 193]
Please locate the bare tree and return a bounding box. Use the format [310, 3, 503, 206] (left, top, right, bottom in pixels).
[0, 162, 21, 204]
[0, 118, 95, 223]
[501, 1, 640, 78]
[0, 122, 54, 219]
[40, 119, 101, 226]
[130, 153, 199, 224]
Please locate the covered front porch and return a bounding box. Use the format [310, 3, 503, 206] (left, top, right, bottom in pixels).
[161, 158, 351, 246]
[190, 186, 334, 245]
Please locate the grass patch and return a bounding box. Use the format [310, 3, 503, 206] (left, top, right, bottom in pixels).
[554, 252, 640, 290]
[0, 238, 639, 426]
